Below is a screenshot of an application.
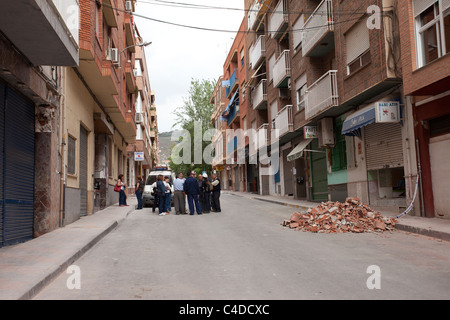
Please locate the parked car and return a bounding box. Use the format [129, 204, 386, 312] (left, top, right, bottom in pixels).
[142, 168, 175, 208]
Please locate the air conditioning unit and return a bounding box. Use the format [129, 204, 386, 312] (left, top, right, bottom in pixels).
[125, 1, 133, 12]
[135, 112, 143, 124]
[109, 48, 119, 65]
[317, 117, 335, 148]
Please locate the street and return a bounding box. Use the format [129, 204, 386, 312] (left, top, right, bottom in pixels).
[34, 193, 450, 300]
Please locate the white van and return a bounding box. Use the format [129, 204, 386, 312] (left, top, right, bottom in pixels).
[142, 169, 175, 207]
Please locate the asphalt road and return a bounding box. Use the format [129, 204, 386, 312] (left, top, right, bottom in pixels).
[34, 192, 450, 300]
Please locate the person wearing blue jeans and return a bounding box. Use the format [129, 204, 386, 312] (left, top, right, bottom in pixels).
[163, 176, 172, 214]
[183, 171, 202, 215]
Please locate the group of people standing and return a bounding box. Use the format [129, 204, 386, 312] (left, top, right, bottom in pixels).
[180, 171, 221, 215]
[118, 171, 222, 216]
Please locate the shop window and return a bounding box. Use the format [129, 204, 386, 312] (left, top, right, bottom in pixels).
[68, 135, 76, 175]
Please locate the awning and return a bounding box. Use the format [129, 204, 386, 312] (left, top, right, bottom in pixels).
[287, 139, 312, 162]
[342, 104, 376, 136]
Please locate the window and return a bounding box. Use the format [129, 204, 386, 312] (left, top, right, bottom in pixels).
[414, 0, 450, 67]
[268, 54, 276, 83]
[295, 73, 307, 112]
[68, 135, 76, 175]
[240, 48, 245, 67]
[345, 20, 371, 75]
[293, 14, 305, 52]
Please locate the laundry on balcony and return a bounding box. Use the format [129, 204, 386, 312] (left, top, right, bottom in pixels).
[221, 90, 240, 123]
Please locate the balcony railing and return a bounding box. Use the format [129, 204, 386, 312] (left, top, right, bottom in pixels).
[226, 69, 238, 98]
[257, 124, 269, 150]
[227, 103, 240, 126]
[268, 0, 288, 38]
[273, 105, 293, 138]
[249, 35, 266, 70]
[302, 0, 335, 57]
[305, 70, 339, 120]
[248, 0, 263, 31]
[273, 50, 291, 88]
[252, 79, 267, 110]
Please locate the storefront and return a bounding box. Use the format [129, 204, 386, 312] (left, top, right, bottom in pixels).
[342, 100, 406, 210]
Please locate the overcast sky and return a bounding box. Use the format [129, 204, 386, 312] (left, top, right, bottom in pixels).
[134, 0, 245, 133]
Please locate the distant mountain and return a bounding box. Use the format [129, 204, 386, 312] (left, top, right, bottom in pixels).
[158, 130, 181, 162]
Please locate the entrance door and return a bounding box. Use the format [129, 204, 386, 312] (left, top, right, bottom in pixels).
[79, 126, 88, 217]
[283, 149, 294, 195]
[0, 82, 35, 247]
[310, 139, 328, 201]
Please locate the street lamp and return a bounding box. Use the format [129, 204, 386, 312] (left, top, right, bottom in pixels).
[120, 41, 152, 56]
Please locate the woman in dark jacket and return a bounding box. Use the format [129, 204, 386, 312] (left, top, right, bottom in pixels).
[118, 174, 127, 206]
[156, 174, 166, 216]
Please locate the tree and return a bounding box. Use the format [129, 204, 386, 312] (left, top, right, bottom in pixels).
[169, 78, 216, 175]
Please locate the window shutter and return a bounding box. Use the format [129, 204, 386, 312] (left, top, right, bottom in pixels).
[293, 14, 304, 50]
[413, 0, 436, 16]
[345, 20, 370, 64]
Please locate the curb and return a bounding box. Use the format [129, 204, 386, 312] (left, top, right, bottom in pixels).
[394, 223, 450, 242]
[19, 205, 135, 300]
[227, 191, 450, 242]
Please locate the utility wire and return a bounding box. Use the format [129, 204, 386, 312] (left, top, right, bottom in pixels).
[139, 0, 374, 16]
[100, 0, 384, 34]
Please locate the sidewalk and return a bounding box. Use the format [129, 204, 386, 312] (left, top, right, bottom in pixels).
[0, 197, 137, 300]
[225, 191, 450, 243]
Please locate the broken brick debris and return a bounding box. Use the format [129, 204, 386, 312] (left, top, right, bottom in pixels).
[281, 197, 397, 234]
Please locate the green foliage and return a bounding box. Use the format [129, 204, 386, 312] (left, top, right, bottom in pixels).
[169, 78, 216, 175]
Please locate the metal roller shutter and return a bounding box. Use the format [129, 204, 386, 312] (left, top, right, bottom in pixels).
[365, 123, 403, 170]
[3, 85, 35, 246]
[0, 82, 5, 247]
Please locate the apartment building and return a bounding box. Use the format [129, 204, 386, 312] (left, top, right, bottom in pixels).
[63, 0, 145, 222]
[222, 19, 249, 192]
[398, 0, 450, 219]
[0, 0, 79, 246]
[242, 0, 417, 214]
[126, 42, 155, 193]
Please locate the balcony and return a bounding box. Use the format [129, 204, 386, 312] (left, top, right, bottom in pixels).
[252, 79, 268, 110]
[249, 35, 266, 70]
[302, 0, 335, 57]
[226, 69, 238, 98]
[125, 62, 137, 93]
[273, 105, 293, 138]
[226, 103, 240, 126]
[273, 50, 291, 88]
[268, 0, 288, 39]
[305, 70, 339, 120]
[257, 124, 270, 150]
[125, 14, 136, 52]
[0, 0, 79, 66]
[103, 0, 118, 27]
[227, 136, 238, 155]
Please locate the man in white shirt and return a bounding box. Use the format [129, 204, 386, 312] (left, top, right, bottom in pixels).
[173, 172, 186, 215]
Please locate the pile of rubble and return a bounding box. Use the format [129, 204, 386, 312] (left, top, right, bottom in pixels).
[281, 197, 397, 234]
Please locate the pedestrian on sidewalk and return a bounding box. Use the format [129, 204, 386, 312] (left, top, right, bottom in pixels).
[184, 171, 202, 215]
[173, 172, 186, 214]
[150, 180, 159, 212]
[163, 176, 172, 215]
[117, 174, 128, 207]
[135, 175, 144, 210]
[156, 174, 166, 216]
[211, 173, 221, 212]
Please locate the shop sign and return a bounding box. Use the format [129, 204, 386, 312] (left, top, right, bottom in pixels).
[134, 152, 144, 161]
[303, 126, 318, 139]
[375, 101, 400, 123]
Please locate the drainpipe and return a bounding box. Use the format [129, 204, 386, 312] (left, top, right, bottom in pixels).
[59, 67, 67, 227]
